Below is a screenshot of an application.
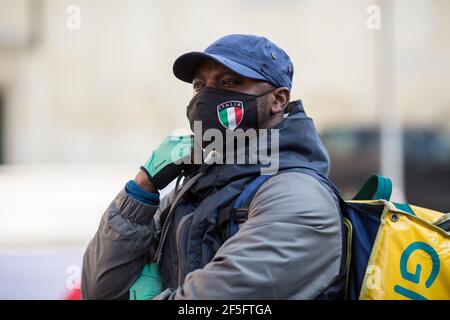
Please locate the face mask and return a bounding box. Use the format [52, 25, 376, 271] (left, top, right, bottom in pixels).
[186, 86, 275, 137]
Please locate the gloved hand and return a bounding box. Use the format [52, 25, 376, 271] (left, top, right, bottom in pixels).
[129, 262, 162, 300]
[140, 135, 193, 191]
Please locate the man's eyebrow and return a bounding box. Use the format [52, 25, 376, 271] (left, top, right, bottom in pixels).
[192, 71, 241, 81]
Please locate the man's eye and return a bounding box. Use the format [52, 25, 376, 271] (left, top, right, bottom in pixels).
[222, 79, 236, 86]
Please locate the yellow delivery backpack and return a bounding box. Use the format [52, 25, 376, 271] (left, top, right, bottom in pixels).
[344, 175, 450, 300]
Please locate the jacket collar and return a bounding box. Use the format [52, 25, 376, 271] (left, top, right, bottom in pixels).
[186, 99, 331, 197]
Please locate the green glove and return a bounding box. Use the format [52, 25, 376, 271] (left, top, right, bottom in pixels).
[141, 135, 193, 190]
[129, 262, 162, 300]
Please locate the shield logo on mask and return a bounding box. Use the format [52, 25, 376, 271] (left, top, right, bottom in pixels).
[217, 101, 244, 130]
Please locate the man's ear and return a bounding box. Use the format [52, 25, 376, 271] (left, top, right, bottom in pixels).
[270, 87, 290, 114]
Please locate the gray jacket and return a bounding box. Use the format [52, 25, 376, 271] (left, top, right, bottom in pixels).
[82, 171, 342, 299]
[81, 100, 344, 299]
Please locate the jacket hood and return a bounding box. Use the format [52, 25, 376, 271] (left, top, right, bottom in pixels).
[188, 99, 331, 196]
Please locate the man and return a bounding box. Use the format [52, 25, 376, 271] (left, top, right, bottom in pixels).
[81, 34, 346, 300]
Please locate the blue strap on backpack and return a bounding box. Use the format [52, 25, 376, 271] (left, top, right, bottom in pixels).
[222, 168, 340, 239]
[229, 175, 273, 235]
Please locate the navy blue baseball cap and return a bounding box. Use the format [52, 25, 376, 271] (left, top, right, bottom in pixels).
[173, 34, 294, 90]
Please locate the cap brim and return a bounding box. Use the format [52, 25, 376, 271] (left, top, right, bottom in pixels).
[173, 52, 267, 84]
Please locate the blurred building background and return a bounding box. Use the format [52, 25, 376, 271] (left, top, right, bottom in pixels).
[0, 0, 449, 299]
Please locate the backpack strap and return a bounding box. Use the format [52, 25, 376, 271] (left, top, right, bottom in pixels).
[351, 174, 416, 215]
[217, 175, 273, 240]
[217, 167, 343, 240]
[352, 175, 392, 201]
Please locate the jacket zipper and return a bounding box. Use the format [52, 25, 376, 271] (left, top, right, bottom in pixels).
[176, 212, 194, 286]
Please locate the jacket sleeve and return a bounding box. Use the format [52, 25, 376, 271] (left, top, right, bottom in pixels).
[154, 172, 343, 300]
[81, 187, 173, 300]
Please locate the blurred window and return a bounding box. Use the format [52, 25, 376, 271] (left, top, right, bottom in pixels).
[322, 128, 450, 212]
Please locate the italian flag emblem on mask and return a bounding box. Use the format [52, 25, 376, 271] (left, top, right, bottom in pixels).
[217, 100, 244, 130]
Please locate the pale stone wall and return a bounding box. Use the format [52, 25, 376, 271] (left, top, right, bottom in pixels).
[0, 0, 448, 164]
